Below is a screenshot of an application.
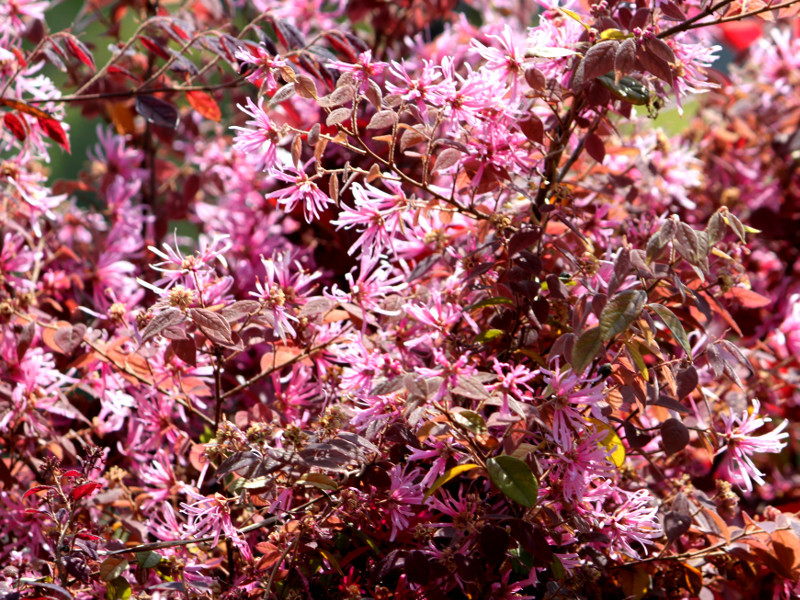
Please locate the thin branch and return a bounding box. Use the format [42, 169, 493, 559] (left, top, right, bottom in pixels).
[657, 0, 740, 38]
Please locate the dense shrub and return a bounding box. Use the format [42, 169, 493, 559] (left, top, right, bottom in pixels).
[1, 0, 800, 598]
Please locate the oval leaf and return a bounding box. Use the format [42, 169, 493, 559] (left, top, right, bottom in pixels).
[185, 90, 221, 122]
[648, 303, 692, 356]
[661, 418, 690, 455]
[189, 308, 233, 345]
[487, 455, 539, 507]
[453, 410, 488, 435]
[135, 95, 179, 129]
[571, 326, 603, 375]
[599, 289, 646, 341]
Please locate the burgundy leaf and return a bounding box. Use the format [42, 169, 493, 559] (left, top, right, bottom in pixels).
[135, 95, 180, 129]
[63, 34, 95, 69]
[220, 300, 262, 322]
[607, 248, 631, 296]
[581, 41, 620, 83]
[644, 37, 676, 65]
[509, 230, 542, 257]
[635, 46, 674, 85]
[585, 132, 606, 163]
[273, 18, 306, 49]
[524, 66, 546, 91]
[138, 35, 171, 61]
[189, 308, 233, 345]
[630, 8, 652, 29]
[661, 418, 690, 455]
[615, 38, 637, 80]
[660, 1, 686, 20]
[675, 365, 698, 399]
[216, 451, 262, 480]
[405, 551, 430, 585]
[433, 147, 462, 172]
[623, 421, 652, 449]
[664, 511, 692, 544]
[519, 114, 544, 144]
[651, 394, 690, 414]
[170, 337, 197, 367]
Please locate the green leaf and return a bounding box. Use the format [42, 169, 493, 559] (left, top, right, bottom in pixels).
[106, 577, 131, 600]
[475, 329, 504, 343]
[550, 555, 565, 580]
[452, 410, 487, 435]
[648, 303, 692, 356]
[466, 296, 514, 311]
[570, 327, 603, 375]
[135, 551, 163, 569]
[599, 290, 646, 341]
[624, 341, 649, 381]
[424, 464, 480, 500]
[487, 455, 538, 507]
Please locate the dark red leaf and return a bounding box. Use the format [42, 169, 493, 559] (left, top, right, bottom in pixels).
[170, 20, 192, 41]
[16, 322, 35, 362]
[524, 66, 546, 91]
[623, 422, 652, 449]
[4, 112, 28, 141]
[325, 30, 359, 62]
[636, 46, 674, 85]
[661, 418, 690, 455]
[509, 229, 541, 257]
[273, 18, 306, 49]
[63, 34, 95, 69]
[660, 2, 686, 20]
[24, 485, 53, 498]
[170, 337, 197, 366]
[71, 482, 102, 501]
[135, 95, 179, 129]
[38, 116, 71, 153]
[581, 41, 620, 83]
[664, 511, 692, 544]
[107, 65, 140, 81]
[519, 114, 544, 144]
[138, 35, 171, 61]
[644, 37, 676, 65]
[630, 7, 652, 29]
[405, 550, 431, 585]
[585, 132, 606, 163]
[615, 38, 637, 80]
[675, 365, 698, 399]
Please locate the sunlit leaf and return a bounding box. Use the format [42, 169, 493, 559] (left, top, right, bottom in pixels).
[588, 418, 626, 468]
[648, 303, 692, 356]
[424, 464, 479, 500]
[487, 455, 538, 507]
